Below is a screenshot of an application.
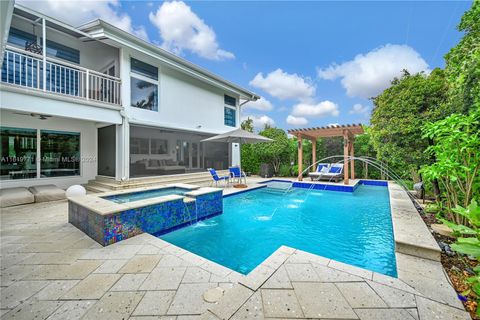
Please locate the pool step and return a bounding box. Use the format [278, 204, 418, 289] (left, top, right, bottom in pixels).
[85, 171, 228, 193]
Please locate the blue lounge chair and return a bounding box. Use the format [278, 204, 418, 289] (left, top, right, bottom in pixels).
[318, 163, 344, 182]
[308, 163, 330, 181]
[208, 168, 229, 187]
[229, 166, 246, 184]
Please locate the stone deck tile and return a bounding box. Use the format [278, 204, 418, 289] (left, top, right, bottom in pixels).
[0, 280, 49, 309]
[157, 254, 194, 268]
[1, 299, 63, 320]
[24, 260, 103, 280]
[0, 264, 41, 286]
[0, 253, 35, 270]
[262, 265, 293, 289]
[182, 266, 212, 283]
[61, 273, 121, 300]
[335, 282, 388, 308]
[229, 291, 263, 320]
[167, 283, 217, 315]
[415, 296, 471, 320]
[132, 291, 176, 316]
[311, 263, 364, 282]
[292, 282, 358, 319]
[46, 300, 96, 320]
[19, 249, 89, 265]
[328, 259, 373, 280]
[284, 263, 320, 282]
[285, 249, 330, 265]
[35, 280, 80, 300]
[367, 280, 416, 308]
[261, 289, 304, 318]
[208, 284, 253, 320]
[82, 291, 144, 320]
[139, 266, 186, 290]
[93, 259, 128, 274]
[238, 265, 275, 291]
[110, 273, 149, 291]
[354, 308, 417, 320]
[118, 255, 162, 273]
[79, 244, 143, 260]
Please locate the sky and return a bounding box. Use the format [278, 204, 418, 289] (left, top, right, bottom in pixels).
[20, 0, 472, 131]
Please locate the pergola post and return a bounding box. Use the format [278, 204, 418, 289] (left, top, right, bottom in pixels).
[297, 136, 303, 181]
[350, 139, 355, 180]
[311, 138, 316, 172]
[343, 130, 350, 185]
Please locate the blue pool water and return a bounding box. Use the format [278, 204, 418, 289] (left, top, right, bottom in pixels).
[103, 187, 189, 204]
[160, 184, 397, 276]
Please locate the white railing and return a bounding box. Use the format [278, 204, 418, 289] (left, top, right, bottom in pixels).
[1, 47, 121, 106]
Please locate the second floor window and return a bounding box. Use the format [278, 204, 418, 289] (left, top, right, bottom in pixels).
[130, 58, 158, 111]
[224, 95, 237, 127]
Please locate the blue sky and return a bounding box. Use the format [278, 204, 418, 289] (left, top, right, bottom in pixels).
[22, 0, 472, 130]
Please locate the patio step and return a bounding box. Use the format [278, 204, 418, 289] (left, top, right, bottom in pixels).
[85, 171, 228, 192]
[84, 184, 111, 193]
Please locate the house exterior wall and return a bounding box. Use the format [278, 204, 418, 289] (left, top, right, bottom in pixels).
[0, 110, 98, 189]
[9, 17, 119, 74]
[118, 47, 241, 177]
[120, 47, 241, 135]
[1, 5, 250, 187]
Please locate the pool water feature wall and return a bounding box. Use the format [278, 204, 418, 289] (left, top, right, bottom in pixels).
[68, 187, 223, 246]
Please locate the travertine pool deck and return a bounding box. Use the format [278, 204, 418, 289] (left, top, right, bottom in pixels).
[0, 179, 470, 319]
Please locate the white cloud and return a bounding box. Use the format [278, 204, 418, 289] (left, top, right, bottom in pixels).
[149, 1, 234, 60]
[291, 100, 340, 118]
[317, 44, 429, 98]
[18, 0, 148, 40]
[241, 115, 275, 129]
[327, 123, 340, 127]
[349, 103, 370, 115]
[242, 97, 273, 111]
[286, 115, 308, 126]
[249, 69, 315, 101]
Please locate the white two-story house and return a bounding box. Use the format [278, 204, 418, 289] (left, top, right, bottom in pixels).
[0, 2, 259, 189]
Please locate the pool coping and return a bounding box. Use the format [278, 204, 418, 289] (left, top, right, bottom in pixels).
[388, 181, 441, 262]
[68, 183, 222, 216]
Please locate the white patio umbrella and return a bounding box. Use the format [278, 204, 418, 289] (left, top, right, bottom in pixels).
[201, 128, 273, 186]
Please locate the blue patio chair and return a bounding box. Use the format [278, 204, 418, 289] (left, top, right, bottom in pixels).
[208, 168, 230, 187]
[229, 166, 247, 184]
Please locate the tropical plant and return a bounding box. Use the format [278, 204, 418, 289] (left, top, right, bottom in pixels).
[421, 107, 480, 224]
[440, 200, 480, 303]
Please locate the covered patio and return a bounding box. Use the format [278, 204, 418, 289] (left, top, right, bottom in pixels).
[288, 124, 364, 184]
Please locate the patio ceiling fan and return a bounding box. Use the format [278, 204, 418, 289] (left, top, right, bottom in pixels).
[13, 112, 52, 120]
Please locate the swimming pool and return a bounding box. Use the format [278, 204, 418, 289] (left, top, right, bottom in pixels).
[103, 187, 189, 204]
[160, 184, 397, 276]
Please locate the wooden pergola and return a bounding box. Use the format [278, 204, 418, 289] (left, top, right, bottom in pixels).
[288, 124, 364, 185]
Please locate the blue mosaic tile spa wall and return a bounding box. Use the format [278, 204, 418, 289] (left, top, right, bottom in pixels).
[69, 190, 223, 246]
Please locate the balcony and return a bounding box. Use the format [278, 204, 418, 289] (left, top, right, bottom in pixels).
[1, 46, 121, 106]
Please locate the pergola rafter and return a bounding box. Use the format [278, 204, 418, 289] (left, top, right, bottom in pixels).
[288, 124, 364, 185]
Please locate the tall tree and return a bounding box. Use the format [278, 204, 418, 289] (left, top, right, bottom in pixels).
[370, 68, 449, 181]
[257, 128, 290, 174]
[444, 0, 480, 114]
